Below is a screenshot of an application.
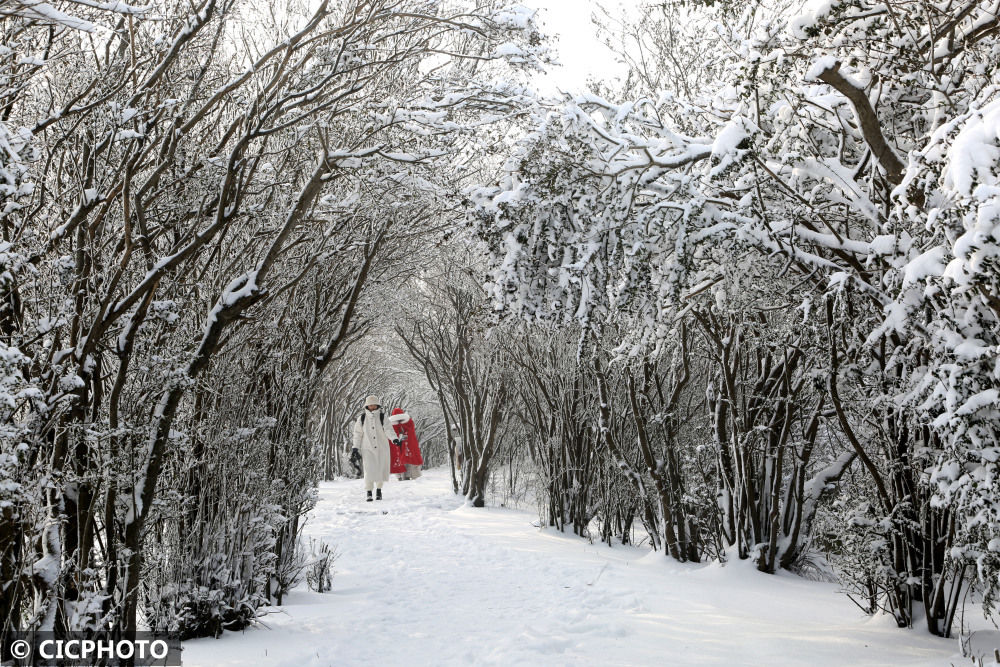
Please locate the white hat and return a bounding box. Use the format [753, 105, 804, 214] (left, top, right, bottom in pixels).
[364, 395, 380, 407]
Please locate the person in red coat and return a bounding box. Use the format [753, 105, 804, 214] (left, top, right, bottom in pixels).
[389, 408, 423, 480]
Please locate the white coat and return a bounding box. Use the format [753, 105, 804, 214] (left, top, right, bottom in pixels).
[352, 408, 395, 484]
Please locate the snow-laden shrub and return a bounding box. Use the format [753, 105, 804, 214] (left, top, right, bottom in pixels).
[144, 486, 282, 638]
[900, 94, 1000, 619]
[145, 532, 273, 640]
[150, 577, 260, 640]
[305, 538, 337, 594]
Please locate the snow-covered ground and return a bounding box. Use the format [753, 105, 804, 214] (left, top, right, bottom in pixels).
[184, 469, 984, 666]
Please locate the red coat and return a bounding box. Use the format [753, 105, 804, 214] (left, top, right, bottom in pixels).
[389, 408, 423, 466]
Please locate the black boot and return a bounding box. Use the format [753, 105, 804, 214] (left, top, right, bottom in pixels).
[376, 488, 382, 501]
[366, 490, 373, 502]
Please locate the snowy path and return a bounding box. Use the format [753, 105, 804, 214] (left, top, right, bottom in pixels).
[185, 469, 962, 666]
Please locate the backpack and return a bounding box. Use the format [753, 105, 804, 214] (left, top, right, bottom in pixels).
[360, 409, 385, 426]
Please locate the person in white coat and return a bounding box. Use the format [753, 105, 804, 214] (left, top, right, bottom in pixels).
[352, 395, 399, 501]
